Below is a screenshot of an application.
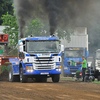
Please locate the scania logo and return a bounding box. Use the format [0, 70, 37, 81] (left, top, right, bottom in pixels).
[69, 58, 80, 61]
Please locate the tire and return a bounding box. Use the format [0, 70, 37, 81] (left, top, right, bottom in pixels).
[9, 64, 20, 82]
[98, 76, 100, 81]
[84, 76, 89, 82]
[20, 67, 28, 83]
[52, 74, 60, 83]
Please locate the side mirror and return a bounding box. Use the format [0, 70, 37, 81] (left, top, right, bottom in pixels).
[19, 42, 23, 52]
[20, 46, 23, 52]
[87, 51, 89, 57]
[61, 45, 64, 52]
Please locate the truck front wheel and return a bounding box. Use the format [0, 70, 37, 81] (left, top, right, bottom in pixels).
[52, 74, 60, 83]
[20, 67, 28, 83]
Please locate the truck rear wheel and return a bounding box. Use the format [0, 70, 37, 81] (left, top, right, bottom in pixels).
[20, 67, 28, 83]
[9, 64, 20, 82]
[52, 74, 60, 83]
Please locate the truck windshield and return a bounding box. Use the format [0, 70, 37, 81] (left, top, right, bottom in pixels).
[96, 51, 100, 59]
[65, 50, 84, 58]
[26, 40, 59, 53]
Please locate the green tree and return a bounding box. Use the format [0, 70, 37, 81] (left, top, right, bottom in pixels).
[0, 0, 13, 25]
[1, 12, 19, 47]
[25, 19, 73, 41]
[25, 19, 45, 37]
[56, 28, 74, 42]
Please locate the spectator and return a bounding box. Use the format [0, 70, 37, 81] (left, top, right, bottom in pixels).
[77, 56, 87, 82]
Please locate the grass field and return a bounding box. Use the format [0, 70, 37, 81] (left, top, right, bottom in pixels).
[61, 78, 100, 84]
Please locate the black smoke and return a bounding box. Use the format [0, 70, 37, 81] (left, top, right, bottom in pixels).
[14, 0, 100, 38]
[14, 0, 34, 38]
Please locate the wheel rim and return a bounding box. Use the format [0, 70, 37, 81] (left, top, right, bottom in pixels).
[9, 71, 11, 80]
[20, 69, 22, 81]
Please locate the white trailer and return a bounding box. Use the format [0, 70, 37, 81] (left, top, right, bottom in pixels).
[61, 27, 88, 51]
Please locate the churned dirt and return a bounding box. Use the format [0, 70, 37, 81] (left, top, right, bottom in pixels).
[0, 77, 100, 100]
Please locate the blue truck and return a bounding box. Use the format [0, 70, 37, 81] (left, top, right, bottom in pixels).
[63, 47, 89, 76]
[61, 27, 89, 77]
[8, 36, 64, 83]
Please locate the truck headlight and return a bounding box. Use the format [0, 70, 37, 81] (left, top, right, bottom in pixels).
[27, 69, 33, 73]
[56, 68, 61, 71]
[26, 66, 34, 73]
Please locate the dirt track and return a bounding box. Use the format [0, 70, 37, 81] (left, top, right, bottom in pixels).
[0, 78, 100, 100]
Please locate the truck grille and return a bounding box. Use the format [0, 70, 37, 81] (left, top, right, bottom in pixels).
[70, 68, 79, 69]
[67, 61, 81, 66]
[70, 70, 77, 72]
[70, 68, 79, 73]
[34, 57, 55, 70]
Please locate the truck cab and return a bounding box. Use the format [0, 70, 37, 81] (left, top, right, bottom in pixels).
[63, 47, 89, 76]
[9, 37, 64, 83]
